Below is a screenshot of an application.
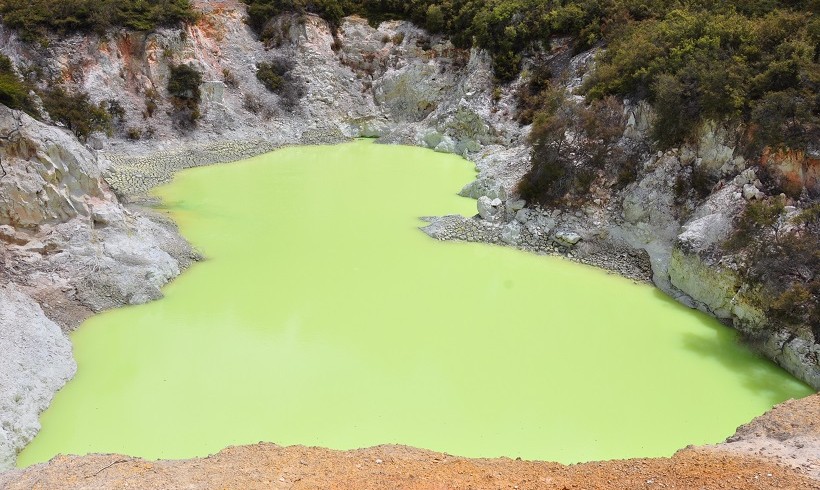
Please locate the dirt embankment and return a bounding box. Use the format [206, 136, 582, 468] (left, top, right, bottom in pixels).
[2, 394, 818, 490]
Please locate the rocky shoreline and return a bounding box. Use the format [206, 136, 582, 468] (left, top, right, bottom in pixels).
[0, 0, 817, 475]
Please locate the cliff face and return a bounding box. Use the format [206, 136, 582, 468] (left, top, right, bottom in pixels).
[0, 0, 529, 197]
[0, 0, 817, 472]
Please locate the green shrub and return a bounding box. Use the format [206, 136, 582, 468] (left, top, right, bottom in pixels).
[256, 58, 304, 110]
[0, 55, 36, 114]
[256, 62, 283, 92]
[167, 63, 202, 130]
[40, 87, 111, 141]
[0, 0, 197, 42]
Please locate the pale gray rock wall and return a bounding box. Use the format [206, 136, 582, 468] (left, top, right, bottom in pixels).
[0, 107, 105, 228]
[0, 283, 76, 470]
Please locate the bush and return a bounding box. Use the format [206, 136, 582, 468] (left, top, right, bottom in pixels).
[518, 104, 575, 204]
[256, 62, 283, 92]
[167, 63, 202, 130]
[725, 196, 786, 251]
[0, 55, 36, 114]
[126, 127, 142, 140]
[519, 89, 628, 204]
[256, 58, 304, 111]
[40, 87, 110, 141]
[222, 68, 239, 89]
[104, 99, 126, 129]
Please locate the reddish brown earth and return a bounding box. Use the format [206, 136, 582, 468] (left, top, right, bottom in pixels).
[2, 394, 818, 490]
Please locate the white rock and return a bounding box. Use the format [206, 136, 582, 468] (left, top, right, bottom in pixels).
[678, 213, 732, 252]
[477, 196, 503, 222]
[553, 230, 582, 246]
[501, 221, 522, 245]
[0, 283, 76, 470]
[743, 183, 764, 200]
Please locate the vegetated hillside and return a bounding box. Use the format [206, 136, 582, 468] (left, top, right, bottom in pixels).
[0, 0, 200, 140]
[0, 0, 197, 42]
[242, 0, 819, 150]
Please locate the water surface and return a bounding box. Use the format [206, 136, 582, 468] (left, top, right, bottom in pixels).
[18, 140, 812, 466]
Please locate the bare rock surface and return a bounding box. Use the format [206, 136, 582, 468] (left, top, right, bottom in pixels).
[706, 394, 820, 480]
[0, 283, 75, 470]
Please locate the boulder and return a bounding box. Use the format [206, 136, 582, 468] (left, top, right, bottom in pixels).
[477, 196, 503, 222]
[501, 221, 522, 245]
[742, 183, 764, 201]
[553, 230, 582, 247]
[677, 213, 732, 252]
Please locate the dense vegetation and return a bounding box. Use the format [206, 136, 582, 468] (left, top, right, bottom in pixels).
[0, 0, 197, 42]
[584, 7, 820, 150]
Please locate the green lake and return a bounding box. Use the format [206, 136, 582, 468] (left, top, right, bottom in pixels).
[18, 140, 812, 466]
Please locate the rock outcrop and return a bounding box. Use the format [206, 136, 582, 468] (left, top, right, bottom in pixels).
[0, 283, 75, 470]
[0, 105, 195, 469]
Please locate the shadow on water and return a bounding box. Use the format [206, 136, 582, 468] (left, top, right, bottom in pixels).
[649, 289, 811, 404]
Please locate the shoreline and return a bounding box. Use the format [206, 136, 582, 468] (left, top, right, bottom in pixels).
[105, 136, 655, 285]
[3, 394, 819, 487]
[6, 132, 820, 480]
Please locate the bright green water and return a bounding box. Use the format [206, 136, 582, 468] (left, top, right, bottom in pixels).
[18, 140, 812, 467]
